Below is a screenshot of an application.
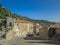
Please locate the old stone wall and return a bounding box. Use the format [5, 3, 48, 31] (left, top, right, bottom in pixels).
[6, 30, 15, 40]
[39, 28, 49, 40]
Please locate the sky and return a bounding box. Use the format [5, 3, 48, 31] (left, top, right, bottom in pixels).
[0, 0, 60, 22]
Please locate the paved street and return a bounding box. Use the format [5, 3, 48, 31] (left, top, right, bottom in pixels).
[0, 37, 60, 45]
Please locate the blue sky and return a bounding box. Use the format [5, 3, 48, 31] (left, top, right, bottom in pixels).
[0, 0, 60, 22]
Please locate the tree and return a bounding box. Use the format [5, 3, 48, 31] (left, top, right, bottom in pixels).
[0, 13, 5, 19]
[0, 4, 2, 13]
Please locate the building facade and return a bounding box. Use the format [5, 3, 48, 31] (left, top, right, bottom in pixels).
[13, 19, 34, 38]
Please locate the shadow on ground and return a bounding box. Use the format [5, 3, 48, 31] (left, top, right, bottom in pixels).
[25, 40, 60, 45]
[24, 36, 60, 45]
[24, 37, 39, 40]
[23, 35, 40, 40]
[23, 35, 60, 45]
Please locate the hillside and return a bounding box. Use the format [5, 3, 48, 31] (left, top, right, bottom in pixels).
[0, 4, 55, 27]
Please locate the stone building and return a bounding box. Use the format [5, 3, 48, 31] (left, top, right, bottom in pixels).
[2, 18, 34, 40]
[49, 23, 60, 40]
[5, 14, 14, 29]
[39, 22, 60, 40]
[0, 14, 14, 40]
[13, 19, 34, 38]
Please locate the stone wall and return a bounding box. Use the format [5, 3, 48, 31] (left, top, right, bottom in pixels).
[39, 28, 49, 40]
[6, 17, 14, 26]
[6, 30, 15, 40]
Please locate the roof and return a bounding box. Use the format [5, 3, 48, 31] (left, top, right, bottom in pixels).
[50, 23, 60, 28]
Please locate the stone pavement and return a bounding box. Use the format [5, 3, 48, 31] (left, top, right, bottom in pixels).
[0, 37, 60, 45]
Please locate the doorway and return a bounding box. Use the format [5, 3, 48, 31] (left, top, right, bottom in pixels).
[48, 28, 56, 39]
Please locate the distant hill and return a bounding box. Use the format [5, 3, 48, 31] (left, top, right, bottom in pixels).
[0, 4, 55, 27]
[11, 13, 55, 28]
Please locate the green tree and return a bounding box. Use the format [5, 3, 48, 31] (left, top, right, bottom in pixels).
[0, 4, 2, 13]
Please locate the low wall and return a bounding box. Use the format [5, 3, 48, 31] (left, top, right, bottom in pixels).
[39, 28, 49, 40]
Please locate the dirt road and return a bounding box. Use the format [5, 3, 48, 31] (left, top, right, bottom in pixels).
[0, 37, 60, 45]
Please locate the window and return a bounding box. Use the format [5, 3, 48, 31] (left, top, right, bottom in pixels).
[10, 22, 12, 27]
